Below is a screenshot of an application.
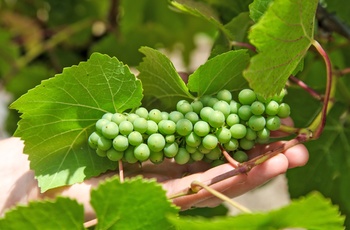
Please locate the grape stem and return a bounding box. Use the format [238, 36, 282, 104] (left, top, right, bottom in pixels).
[289, 75, 323, 101]
[84, 218, 97, 228]
[218, 144, 240, 168]
[119, 160, 124, 182]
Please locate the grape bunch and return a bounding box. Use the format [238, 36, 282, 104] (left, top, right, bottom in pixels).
[88, 88, 290, 165]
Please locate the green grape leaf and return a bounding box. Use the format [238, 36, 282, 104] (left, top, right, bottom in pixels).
[187, 49, 249, 97]
[244, 0, 318, 98]
[249, 0, 273, 22]
[10, 52, 143, 192]
[91, 176, 179, 230]
[168, 192, 344, 229]
[138, 46, 194, 111]
[0, 197, 84, 230]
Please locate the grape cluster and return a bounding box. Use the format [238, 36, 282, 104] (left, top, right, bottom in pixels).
[88, 89, 290, 165]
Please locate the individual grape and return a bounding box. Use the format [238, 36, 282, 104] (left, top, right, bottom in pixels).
[128, 131, 143, 146]
[146, 120, 158, 134]
[96, 148, 107, 157]
[226, 114, 240, 126]
[233, 150, 248, 162]
[163, 142, 179, 158]
[102, 121, 119, 139]
[149, 151, 164, 164]
[207, 97, 219, 107]
[133, 117, 148, 133]
[174, 148, 190, 164]
[95, 118, 110, 133]
[119, 120, 133, 135]
[277, 103, 290, 118]
[161, 111, 169, 120]
[199, 107, 214, 122]
[111, 113, 127, 125]
[191, 150, 204, 161]
[245, 128, 257, 141]
[127, 113, 139, 123]
[165, 134, 175, 143]
[205, 146, 222, 160]
[200, 95, 212, 106]
[186, 132, 202, 147]
[177, 100, 193, 114]
[97, 136, 112, 151]
[197, 144, 211, 154]
[272, 88, 287, 103]
[193, 120, 210, 137]
[211, 159, 225, 167]
[248, 115, 266, 131]
[169, 111, 184, 123]
[135, 107, 148, 119]
[148, 109, 163, 123]
[185, 111, 199, 125]
[216, 89, 232, 103]
[223, 138, 239, 151]
[265, 100, 279, 116]
[102, 112, 113, 121]
[134, 143, 150, 161]
[266, 116, 281, 131]
[250, 101, 265, 115]
[238, 105, 252, 121]
[186, 145, 197, 153]
[158, 120, 176, 135]
[230, 124, 247, 139]
[147, 133, 166, 152]
[208, 110, 225, 128]
[238, 89, 256, 105]
[112, 135, 129, 151]
[88, 132, 101, 149]
[176, 119, 193, 136]
[216, 127, 231, 144]
[257, 128, 270, 140]
[213, 100, 230, 118]
[191, 100, 203, 114]
[107, 148, 124, 161]
[202, 134, 218, 150]
[229, 100, 241, 114]
[123, 146, 138, 163]
[239, 138, 255, 150]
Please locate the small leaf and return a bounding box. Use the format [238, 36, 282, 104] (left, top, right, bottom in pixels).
[249, 0, 273, 22]
[138, 46, 194, 111]
[187, 50, 249, 97]
[244, 0, 318, 98]
[91, 176, 179, 230]
[0, 197, 84, 230]
[10, 52, 143, 191]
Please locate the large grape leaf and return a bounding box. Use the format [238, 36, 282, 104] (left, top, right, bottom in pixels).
[10, 52, 143, 192]
[187, 49, 249, 97]
[0, 197, 84, 230]
[249, 0, 273, 22]
[91, 176, 178, 230]
[244, 0, 318, 98]
[137, 46, 194, 111]
[168, 192, 344, 229]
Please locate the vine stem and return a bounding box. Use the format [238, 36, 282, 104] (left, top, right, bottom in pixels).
[84, 218, 97, 228]
[289, 75, 323, 101]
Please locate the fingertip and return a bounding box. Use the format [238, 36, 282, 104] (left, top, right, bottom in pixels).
[284, 144, 309, 168]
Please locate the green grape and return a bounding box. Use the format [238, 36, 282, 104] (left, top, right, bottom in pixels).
[185, 111, 199, 125]
[186, 132, 202, 147]
[245, 128, 257, 141]
[198, 144, 211, 154]
[149, 151, 164, 164]
[191, 150, 204, 161]
[123, 146, 138, 163]
[148, 109, 163, 123]
[207, 97, 219, 107]
[233, 150, 248, 162]
[229, 100, 241, 114]
[272, 88, 286, 103]
[257, 128, 270, 140]
[177, 100, 193, 114]
[111, 113, 127, 125]
[161, 111, 169, 120]
[223, 138, 239, 151]
[213, 100, 231, 118]
[239, 138, 255, 150]
[238, 89, 256, 105]
[128, 131, 143, 146]
[134, 143, 150, 161]
[102, 121, 119, 139]
[277, 103, 290, 118]
[216, 89, 232, 103]
[208, 110, 225, 128]
[169, 111, 184, 123]
[107, 148, 124, 161]
[226, 114, 240, 126]
[265, 100, 279, 116]
[119, 120, 134, 135]
[256, 93, 270, 103]
[211, 159, 225, 167]
[230, 124, 247, 139]
[186, 145, 197, 153]
[216, 127, 231, 144]
[176, 119, 193, 136]
[165, 134, 175, 143]
[96, 148, 107, 157]
[174, 147, 190, 164]
[135, 107, 148, 119]
[96, 118, 110, 133]
[147, 133, 166, 152]
[266, 116, 281, 131]
[238, 105, 252, 121]
[191, 100, 203, 114]
[200, 107, 214, 122]
[250, 101, 265, 115]
[97, 136, 112, 151]
[127, 113, 139, 123]
[102, 112, 113, 121]
[133, 117, 148, 133]
[158, 120, 176, 135]
[202, 134, 218, 150]
[112, 135, 129, 151]
[146, 120, 158, 135]
[248, 115, 266, 131]
[200, 95, 212, 106]
[164, 142, 179, 158]
[88, 132, 101, 149]
[205, 146, 222, 160]
[193, 120, 210, 137]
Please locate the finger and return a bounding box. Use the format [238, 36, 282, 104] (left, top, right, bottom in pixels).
[284, 143, 309, 168]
